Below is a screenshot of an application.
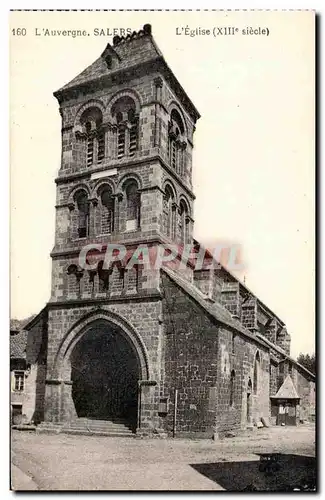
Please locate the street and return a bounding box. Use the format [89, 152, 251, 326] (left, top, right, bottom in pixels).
[11, 424, 316, 491]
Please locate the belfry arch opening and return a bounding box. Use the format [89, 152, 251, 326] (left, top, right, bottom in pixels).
[69, 319, 140, 430]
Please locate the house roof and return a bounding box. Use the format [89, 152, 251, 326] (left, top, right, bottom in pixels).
[161, 267, 269, 349]
[10, 308, 47, 361]
[10, 315, 36, 332]
[10, 330, 28, 360]
[272, 374, 300, 399]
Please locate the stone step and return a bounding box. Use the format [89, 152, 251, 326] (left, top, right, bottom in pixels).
[66, 426, 132, 434]
[62, 428, 135, 438]
[76, 419, 132, 426]
[64, 418, 135, 436]
[68, 424, 132, 430]
[68, 419, 132, 428]
[36, 419, 136, 437]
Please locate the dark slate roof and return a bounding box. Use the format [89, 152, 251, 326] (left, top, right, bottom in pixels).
[272, 375, 300, 399]
[10, 330, 28, 360]
[58, 30, 162, 93]
[54, 25, 200, 121]
[162, 267, 269, 349]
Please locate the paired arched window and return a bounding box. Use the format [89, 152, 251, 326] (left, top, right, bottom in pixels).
[112, 97, 139, 159]
[80, 107, 105, 167]
[230, 370, 236, 407]
[253, 351, 260, 395]
[70, 179, 142, 239]
[99, 186, 114, 234]
[168, 109, 186, 175]
[125, 180, 140, 231]
[75, 190, 89, 238]
[163, 185, 175, 239]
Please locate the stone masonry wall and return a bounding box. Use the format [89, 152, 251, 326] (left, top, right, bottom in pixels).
[216, 328, 270, 435]
[161, 272, 219, 438]
[161, 273, 270, 437]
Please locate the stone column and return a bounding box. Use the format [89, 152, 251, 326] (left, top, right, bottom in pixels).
[104, 125, 110, 159]
[111, 127, 117, 159]
[171, 202, 178, 240]
[112, 192, 123, 233]
[93, 135, 98, 165]
[89, 198, 98, 237]
[154, 77, 163, 147]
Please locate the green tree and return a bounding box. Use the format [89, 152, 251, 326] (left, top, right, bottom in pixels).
[297, 353, 316, 375]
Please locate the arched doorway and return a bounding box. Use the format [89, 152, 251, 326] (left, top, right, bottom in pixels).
[69, 319, 140, 429]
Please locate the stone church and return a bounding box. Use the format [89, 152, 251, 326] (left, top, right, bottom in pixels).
[10, 24, 315, 437]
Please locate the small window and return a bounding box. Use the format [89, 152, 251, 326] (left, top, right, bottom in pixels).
[80, 108, 105, 166]
[125, 181, 140, 230]
[87, 136, 94, 166]
[168, 109, 185, 172]
[75, 191, 89, 238]
[97, 132, 105, 163]
[178, 200, 189, 245]
[100, 187, 114, 234]
[112, 96, 139, 159]
[14, 371, 25, 392]
[117, 128, 126, 159]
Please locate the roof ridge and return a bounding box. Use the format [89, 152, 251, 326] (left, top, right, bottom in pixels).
[161, 267, 268, 348]
[256, 333, 315, 380]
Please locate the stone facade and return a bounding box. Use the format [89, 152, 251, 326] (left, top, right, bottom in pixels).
[11, 24, 315, 437]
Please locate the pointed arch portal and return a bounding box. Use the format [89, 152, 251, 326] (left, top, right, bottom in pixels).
[51, 311, 150, 431]
[70, 320, 139, 426]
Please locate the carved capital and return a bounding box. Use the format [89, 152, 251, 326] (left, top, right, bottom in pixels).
[89, 197, 98, 207]
[75, 130, 87, 141]
[113, 192, 123, 202]
[68, 203, 75, 212]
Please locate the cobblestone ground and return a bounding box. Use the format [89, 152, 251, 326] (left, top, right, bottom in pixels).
[11, 424, 316, 491]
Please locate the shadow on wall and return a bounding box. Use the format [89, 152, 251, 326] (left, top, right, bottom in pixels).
[190, 454, 316, 491]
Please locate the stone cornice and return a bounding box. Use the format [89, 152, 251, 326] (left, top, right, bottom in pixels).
[50, 235, 167, 258]
[55, 154, 195, 200]
[47, 291, 162, 309]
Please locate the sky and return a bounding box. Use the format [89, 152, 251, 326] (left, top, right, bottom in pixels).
[10, 10, 315, 357]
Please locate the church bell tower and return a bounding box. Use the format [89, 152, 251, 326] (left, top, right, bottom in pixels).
[51, 23, 200, 302]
